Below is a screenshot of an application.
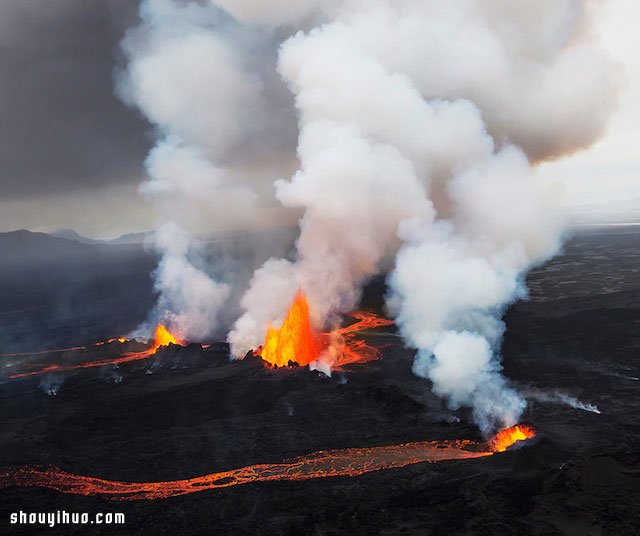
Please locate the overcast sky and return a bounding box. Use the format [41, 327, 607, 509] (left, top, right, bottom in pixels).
[536, 0, 640, 221]
[0, 0, 637, 238]
[0, 0, 152, 238]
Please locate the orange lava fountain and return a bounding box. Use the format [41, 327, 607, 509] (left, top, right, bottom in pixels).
[148, 324, 180, 353]
[256, 290, 393, 370]
[261, 291, 320, 367]
[7, 324, 181, 380]
[489, 424, 536, 452]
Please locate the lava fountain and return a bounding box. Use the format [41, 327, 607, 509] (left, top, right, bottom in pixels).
[489, 424, 536, 452]
[256, 290, 392, 370]
[6, 324, 182, 380]
[0, 425, 536, 501]
[148, 324, 180, 354]
[261, 290, 321, 367]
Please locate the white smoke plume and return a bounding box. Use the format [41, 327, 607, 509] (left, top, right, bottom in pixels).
[118, 1, 618, 432]
[118, 0, 282, 340]
[523, 387, 601, 414]
[225, 0, 618, 433]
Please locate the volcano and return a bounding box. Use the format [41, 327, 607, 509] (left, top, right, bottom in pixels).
[0, 228, 639, 535]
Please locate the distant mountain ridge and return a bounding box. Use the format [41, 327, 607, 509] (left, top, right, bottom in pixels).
[50, 228, 103, 244]
[0, 229, 98, 265]
[0, 229, 155, 266]
[49, 229, 151, 245]
[6, 226, 300, 247]
[108, 232, 151, 245]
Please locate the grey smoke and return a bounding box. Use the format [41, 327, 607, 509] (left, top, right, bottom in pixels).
[523, 387, 601, 414]
[118, 0, 298, 340]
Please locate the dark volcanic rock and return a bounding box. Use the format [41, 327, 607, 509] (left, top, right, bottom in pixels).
[0, 227, 639, 535]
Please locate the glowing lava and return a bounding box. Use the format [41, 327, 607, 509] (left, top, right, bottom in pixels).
[149, 324, 180, 353]
[0, 338, 128, 358]
[95, 338, 128, 347]
[0, 346, 87, 358]
[490, 424, 536, 452]
[261, 291, 320, 367]
[0, 426, 538, 500]
[0, 440, 490, 501]
[329, 311, 394, 368]
[257, 291, 393, 370]
[6, 324, 181, 380]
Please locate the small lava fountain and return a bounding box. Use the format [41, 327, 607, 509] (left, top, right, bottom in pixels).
[489, 424, 536, 452]
[147, 324, 181, 354]
[260, 290, 320, 367]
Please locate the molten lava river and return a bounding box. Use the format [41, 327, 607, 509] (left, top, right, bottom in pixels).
[5, 324, 181, 380]
[0, 426, 535, 501]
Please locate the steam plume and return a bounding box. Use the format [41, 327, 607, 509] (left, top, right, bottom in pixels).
[118, 0, 276, 339]
[523, 387, 601, 414]
[226, 0, 618, 433]
[119, 1, 618, 432]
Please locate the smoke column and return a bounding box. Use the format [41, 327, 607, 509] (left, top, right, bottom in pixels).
[225, 0, 618, 433]
[119, 1, 618, 432]
[118, 0, 294, 340]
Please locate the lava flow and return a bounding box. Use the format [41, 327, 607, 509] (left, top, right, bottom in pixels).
[6, 324, 181, 380]
[0, 440, 490, 501]
[0, 425, 536, 501]
[256, 290, 393, 369]
[0, 338, 127, 358]
[329, 311, 394, 368]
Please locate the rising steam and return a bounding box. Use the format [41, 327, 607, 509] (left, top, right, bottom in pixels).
[119, 1, 618, 432]
[117, 0, 282, 340]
